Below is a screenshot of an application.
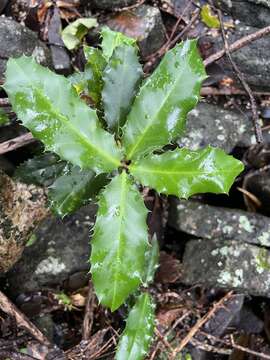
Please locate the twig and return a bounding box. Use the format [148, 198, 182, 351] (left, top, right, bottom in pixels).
[82, 282, 95, 340]
[190, 338, 232, 355]
[204, 25, 270, 67]
[0, 133, 35, 155]
[170, 291, 233, 359]
[230, 335, 270, 359]
[155, 328, 174, 353]
[0, 290, 50, 346]
[200, 86, 270, 97]
[217, 9, 263, 143]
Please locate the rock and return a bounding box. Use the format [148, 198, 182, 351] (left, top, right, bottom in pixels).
[105, 5, 167, 58]
[178, 102, 255, 152]
[7, 204, 96, 295]
[0, 172, 48, 273]
[90, 0, 137, 10]
[159, 0, 195, 19]
[201, 24, 270, 90]
[169, 199, 270, 247]
[0, 17, 51, 78]
[182, 239, 270, 297]
[245, 169, 270, 215]
[214, 0, 270, 28]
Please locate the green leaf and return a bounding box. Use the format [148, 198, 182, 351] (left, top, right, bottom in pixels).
[116, 293, 155, 360]
[102, 44, 143, 134]
[122, 40, 207, 161]
[130, 146, 244, 198]
[0, 108, 9, 125]
[101, 27, 137, 61]
[143, 235, 159, 285]
[62, 18, 98, 50]
[49, 165, 109, 217]
[83, 46, 107, 105]
[14, 153, 66, 187]
[4, 56, 122, 174]
[90, 172, 149, 311]
[201, 5, 220, 29]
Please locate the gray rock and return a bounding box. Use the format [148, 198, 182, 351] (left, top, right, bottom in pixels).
[7, 204, 96, 295]
[90, 0, 137, 10]
[214, 0, 270, 27]
[178, 102, 255, 152]
[0, 0, 8, 13]
[203, 24, 270, 90]
[183, 239, 270, 296]
[245, 169, 270, 215]
[0, 17, 51, 78]
[169, 199, 270, 247]
[106, 5, 167, 59]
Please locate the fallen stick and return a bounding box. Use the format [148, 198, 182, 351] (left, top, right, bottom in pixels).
[0, 133, 35, 155]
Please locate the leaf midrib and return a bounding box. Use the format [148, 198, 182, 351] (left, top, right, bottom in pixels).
[130, 166, 238, 176]
[111, 172, 128, 310]
[126, 45, 195, 160]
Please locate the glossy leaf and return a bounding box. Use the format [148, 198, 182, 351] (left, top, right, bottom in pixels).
[90, 172, 149, 311]
[102, 44, 143, 134]
[116, 293, 155, 360]
[122, 40, 207, 160]
[83, 46, 107, 105]
[49, 165, 109, 217]
[14, 153, 66, 187]
[101, 27, 136, 61]
[4, 56, 122, 173]
[62, 18, 98, 50]
[143, 235, 159, 285]
[130, 146, 244, 198]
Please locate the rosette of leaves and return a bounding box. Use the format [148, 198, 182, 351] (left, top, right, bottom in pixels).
[4, 28, 244, 359]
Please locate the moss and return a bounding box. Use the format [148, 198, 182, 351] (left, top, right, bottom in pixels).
[256, 248, 270, 271]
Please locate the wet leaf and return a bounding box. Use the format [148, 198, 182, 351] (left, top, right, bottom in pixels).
[122, 40, 207, 161]
[62, 18, 98, 50]
[49, 165, 109, 217]
[90, 172, 149, 311]
[130, 146, 244, 198]
[116, 293, 155, 360]
[14, 153, 66, 187]
[83, 46, 107, 105]
[101, 26, 137, 61]
[102, 44, 143, 134]
[201, 4, 220, 29]
[143, 235, 159, 285]
[4, 56, 122, 174]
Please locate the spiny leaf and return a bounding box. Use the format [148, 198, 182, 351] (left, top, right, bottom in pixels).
[116, 293, 155, 360]
[101, 27, 137, 61]
[49, 165, 109, 217]
[122, 40, 207, 161]
[130, 146, 244, 198]
[143, 235, 159, 285]
[90, 172, 149, 311]
[62, 18, 98, 50]
[102, 44, 143, 135]
[14, 153, 66, 187]
[4, 56, 122, 174]
[83, 46, 107, 105]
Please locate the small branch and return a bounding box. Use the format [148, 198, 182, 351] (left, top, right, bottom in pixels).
[170, 291, 233, 359]
[230, 335, 270, 359]
[0, 98, 10, 107]
[201, 86, 270, 97]
[217, 9, 263, 143]
[82, 281, 95, 340]
[0, 133, 35, 155]
[0, 290, 50, 346]
[204, 25, 270, 67]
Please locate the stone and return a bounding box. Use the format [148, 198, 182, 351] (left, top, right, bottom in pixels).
[0, 0, 7, 14]
[201, 24, 270, 90]
[169, 199, 270, 247]
[245, 169, 270, 215]
[7, 204, 96, 295]
[105, 5, 167, 59]
[90, 0, 137, 10]
[0, 17, 51, 78]
[178, 102, 255, 152]
[0, 172, 48, 273]
[214, 0, 270, 28]
[182, 239, 270, 297]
